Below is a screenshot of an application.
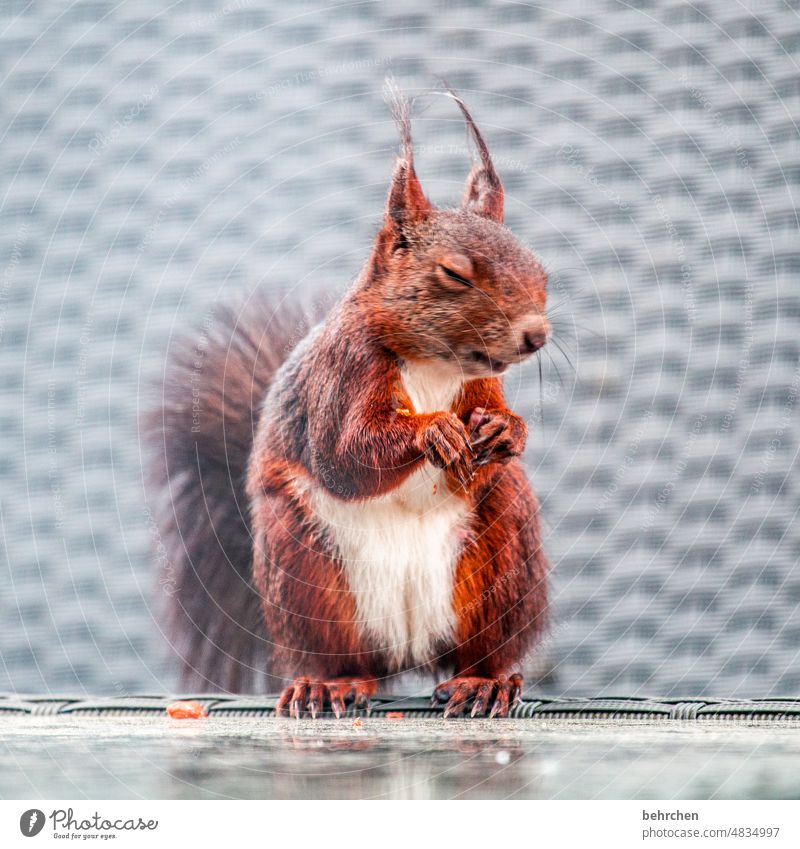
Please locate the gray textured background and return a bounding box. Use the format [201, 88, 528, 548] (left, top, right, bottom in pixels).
[1, 0, 798, 699]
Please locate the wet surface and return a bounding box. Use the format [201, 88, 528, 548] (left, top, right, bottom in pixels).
[0, 716, 799, 799]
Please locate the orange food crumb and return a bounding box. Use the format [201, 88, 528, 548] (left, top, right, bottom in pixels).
[167, 700, 208, 719]
[395, 408, 412, 417]
[352, 717, 363, 728]
[386, 711, 404, 720]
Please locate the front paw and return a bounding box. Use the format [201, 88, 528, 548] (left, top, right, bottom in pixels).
[468, 407, 527, 467]
[416, 412, 474, 487]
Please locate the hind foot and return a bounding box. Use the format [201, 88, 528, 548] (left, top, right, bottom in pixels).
[433, 674, 523, 718]
[276, 676, 378, 719]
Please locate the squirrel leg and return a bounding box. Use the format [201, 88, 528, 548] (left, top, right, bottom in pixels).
[276, 676, 377, 719]
[432, 674, 524, 718]
[443, 459, 547, 719]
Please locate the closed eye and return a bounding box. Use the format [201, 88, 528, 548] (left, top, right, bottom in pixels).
[439, 265, 473, 287]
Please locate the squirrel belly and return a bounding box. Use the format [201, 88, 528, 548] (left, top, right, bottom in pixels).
[305, 359, 471, 671]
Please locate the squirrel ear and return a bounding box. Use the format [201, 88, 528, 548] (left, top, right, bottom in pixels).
[449, 91, 504, 223]
[462, 162, 504, 223]
[385, 159, 430, 230]
[383, 80, 431, 233]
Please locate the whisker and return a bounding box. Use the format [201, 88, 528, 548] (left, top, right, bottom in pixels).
[547, 286, 594, 302]
[545, 299, 578, 314]
[550, 319, 604, 340]
[551, 333, 578, 361]
[546, 290, 595, 304]
[546, 291, 594, 306]
[538, 351, 544, 431]
[550, 338, 576, 373]
[545, 303, 597, 324]
[542, 263, 590, 278]
[544, 346, 564, 386]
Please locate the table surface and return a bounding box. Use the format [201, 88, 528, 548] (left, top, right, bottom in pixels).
[1, 714, 799, 800]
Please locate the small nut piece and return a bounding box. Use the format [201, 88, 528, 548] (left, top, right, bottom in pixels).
[167, 700, 208, 719]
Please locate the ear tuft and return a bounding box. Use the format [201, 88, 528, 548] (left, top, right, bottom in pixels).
[443, 86, 504, 223]
[382, 78, 431, 232]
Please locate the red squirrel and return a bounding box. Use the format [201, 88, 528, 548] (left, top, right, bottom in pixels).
[146, 86, 550, 718]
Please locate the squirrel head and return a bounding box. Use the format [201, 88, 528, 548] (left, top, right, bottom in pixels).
[362, 84, 549, 379]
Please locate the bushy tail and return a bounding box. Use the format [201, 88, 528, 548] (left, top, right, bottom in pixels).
[144, 290, 320, 692]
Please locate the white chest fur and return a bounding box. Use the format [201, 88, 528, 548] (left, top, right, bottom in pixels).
[308, 360, 470, 670]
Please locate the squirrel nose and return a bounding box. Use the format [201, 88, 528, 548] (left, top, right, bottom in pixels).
[522, 327, 548, 353]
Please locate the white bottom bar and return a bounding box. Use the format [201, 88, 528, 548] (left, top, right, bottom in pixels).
[1, 800, 797, 848]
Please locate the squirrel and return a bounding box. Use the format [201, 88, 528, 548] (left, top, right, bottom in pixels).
[145, 85, 550, 719]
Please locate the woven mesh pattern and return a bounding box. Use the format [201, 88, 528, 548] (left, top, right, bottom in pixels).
[3, 694, 800, 722]
[0, 1, 798, 697]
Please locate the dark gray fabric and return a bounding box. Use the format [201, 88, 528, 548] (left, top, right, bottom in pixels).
[4, 693, 800, 721]
[0, 0, 798, 697]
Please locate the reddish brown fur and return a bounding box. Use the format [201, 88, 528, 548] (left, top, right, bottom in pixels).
[147, 86, 550, 714]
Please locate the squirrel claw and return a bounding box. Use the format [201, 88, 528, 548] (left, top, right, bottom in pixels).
[277, 677, 310, 719]
[468, 408, 526, 467]
[329, 683, 347, 719]
[419, 413, 474, 488]
[440, 681, 472, 718]
[433, 674, 524, 719]
[470, 681, 494, 717]
[276, 677, 377, 719]
[308, 683, 324, 719]
[468, 406, 491, 429]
